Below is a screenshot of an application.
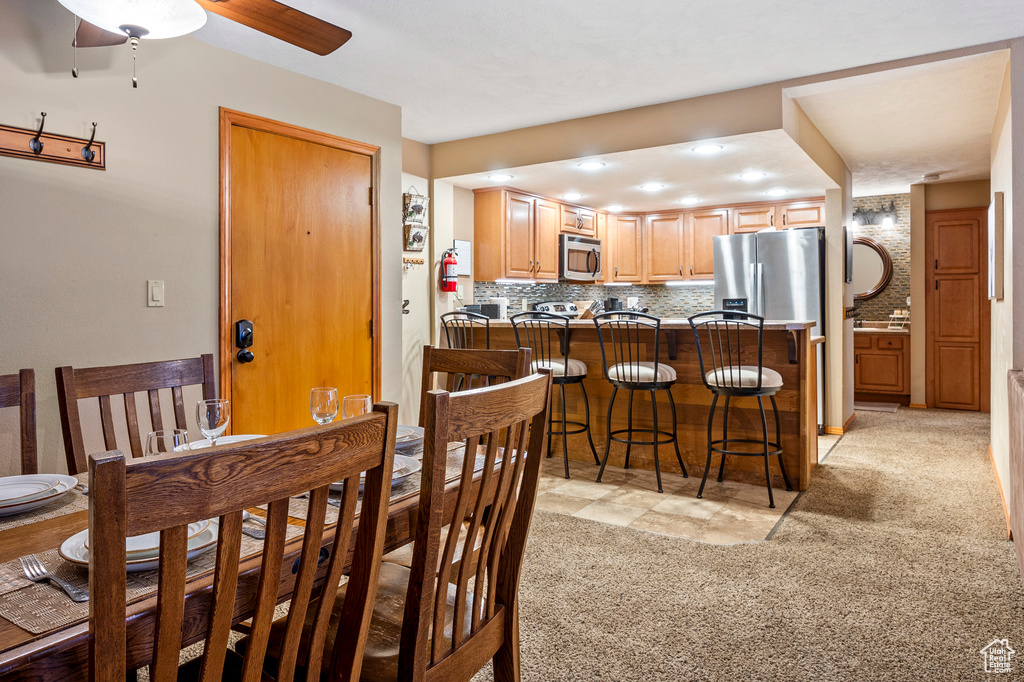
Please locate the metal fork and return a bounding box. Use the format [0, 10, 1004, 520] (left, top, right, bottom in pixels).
[19, 554, 88, 602]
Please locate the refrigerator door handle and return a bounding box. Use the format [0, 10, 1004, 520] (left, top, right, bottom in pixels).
[755, 263, 765, 317]
[748, 263, 758, 315]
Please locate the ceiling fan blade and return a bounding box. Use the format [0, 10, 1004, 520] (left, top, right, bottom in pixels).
[74, 19, 128, 48]
[194, 0, 352, 56]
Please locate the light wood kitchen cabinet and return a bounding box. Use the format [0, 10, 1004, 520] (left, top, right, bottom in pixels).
[732, 204, 776, 232]
[781, 200, 825, 229]
[609, 214, 643, 282]
[854, 333, 909, 395]
[645, 212, 685, 282]
[473, 188, 558, 281]
[534, 198, 561, 280]
[595, 211, 607, 282]
[561, 204, 596, 236]
[689, 208, 728, 278]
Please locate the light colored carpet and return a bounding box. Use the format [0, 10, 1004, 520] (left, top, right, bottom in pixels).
[472, 408, 1024, 680]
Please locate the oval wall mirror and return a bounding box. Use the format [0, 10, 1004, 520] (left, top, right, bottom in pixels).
[851, 236, 893, 301]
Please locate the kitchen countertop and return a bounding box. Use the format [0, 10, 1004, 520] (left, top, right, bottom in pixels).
[489, 318, 816, 331]
[854, 326, 910, 335]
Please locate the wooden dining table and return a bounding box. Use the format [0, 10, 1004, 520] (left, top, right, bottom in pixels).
[0, 441, 489, 680]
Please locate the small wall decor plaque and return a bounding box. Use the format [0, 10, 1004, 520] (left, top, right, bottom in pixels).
[403, 190, 429, 225]
[404, 224, 428, 251]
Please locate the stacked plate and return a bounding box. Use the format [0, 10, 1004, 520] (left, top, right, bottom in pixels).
[59, 520, 220, 573]
[331, 453, 422, 492]
[395, 425, 424, 452]
[0, 474, 79, 517]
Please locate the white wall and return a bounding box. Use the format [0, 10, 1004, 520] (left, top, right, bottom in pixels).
[0, 2, 403, 475]
[400, 173, 430, 425]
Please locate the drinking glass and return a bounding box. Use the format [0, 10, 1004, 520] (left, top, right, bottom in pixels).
[310, 387, 339, 425]
[196, 399, 230, 446]
[145, 429, 189, 456]
[341, 394, 372, 420]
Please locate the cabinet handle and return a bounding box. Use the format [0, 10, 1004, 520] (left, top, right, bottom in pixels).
[770, 214, 774, 227]
[690, 265, 694, 275]
[855, 354, 859, 365]
[535, 261, 540, 272]
[783, 214, 787, 226]
[679, 266, 682, 276]
[614, 266, 618, 275]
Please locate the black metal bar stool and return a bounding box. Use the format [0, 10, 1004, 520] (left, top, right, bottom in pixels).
[440, 310, 490, 349]
[511, 312, 599, 478]
[688, 310, 792, 508]
[592, 311, 687, 493]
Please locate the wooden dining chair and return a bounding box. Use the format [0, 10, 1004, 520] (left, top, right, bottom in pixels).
[88, 402, 399, 682]
[418, 346, 531, 427]
[0, 369, 37, 475]
[296, 371, 552, 682]
[56, 354, 216, 475]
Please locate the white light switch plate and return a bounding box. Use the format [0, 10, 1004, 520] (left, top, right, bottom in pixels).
[147, 280, 165, 307]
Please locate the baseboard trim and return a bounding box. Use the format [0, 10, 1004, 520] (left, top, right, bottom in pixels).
[989, 444, 1012, 541]
[843, 412, 855, 432]
[909, 403, 928, 409]
[824, 426, 843, 435]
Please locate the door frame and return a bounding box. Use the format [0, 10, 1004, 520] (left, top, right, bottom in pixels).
[217, 107, 382, 409]
[924, 206, 990, 410]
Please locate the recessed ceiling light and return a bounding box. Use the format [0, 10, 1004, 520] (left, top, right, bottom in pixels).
[922, 173, 941, 181]
[766, 188, 788, 197]
[679, 197, 700, 205]
[740, 172, 766, 181]
[606, 204, 624, 212]
[577, 161, 606, 171]
[692, 144, 723, 155]
[488, 173, 513, 182]
[562, 192, 583, 201]
[640, 183, 664, 192]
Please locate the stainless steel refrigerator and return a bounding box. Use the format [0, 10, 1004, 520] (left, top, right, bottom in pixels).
[713, 228, 825, 430]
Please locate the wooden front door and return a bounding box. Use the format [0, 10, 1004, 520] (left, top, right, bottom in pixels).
[220, 109, 379, 435]
[925, 207, 989, 411]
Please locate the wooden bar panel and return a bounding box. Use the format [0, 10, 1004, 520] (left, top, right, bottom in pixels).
[487, 320, 818, 490]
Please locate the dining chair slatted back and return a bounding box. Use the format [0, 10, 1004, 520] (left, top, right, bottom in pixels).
[402, 372, 551, 681]
[689, 311, 766, 394]
[0, 369, 37, 475]
[418, 346, 531, 427]
[88, 404, 398, 682]
[56, 354, 216, 475]
[440, 312, 490, 350]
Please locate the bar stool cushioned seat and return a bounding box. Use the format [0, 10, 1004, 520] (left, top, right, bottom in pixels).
[608, 361, 678, 383]
[532, 358, 588, 377]
[706, 365, 783, 389]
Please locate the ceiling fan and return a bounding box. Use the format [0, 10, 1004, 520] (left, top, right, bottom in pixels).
[58, 0, 352, 56]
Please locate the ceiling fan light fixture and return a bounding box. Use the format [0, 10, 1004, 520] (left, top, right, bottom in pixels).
[58, 0, 207, 39]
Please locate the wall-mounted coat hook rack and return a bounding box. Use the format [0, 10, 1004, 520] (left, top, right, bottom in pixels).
[0, 114, 106, 170]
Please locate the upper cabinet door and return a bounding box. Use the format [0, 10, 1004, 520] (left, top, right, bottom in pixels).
[611, 215, 643, 282]
[689, 208, 728, 279]
[781, 200, 825, 228]
[561, 204, 581, 233]
[732, 205, 775, 233]
[645, 213, 684, 281]
[505, 192, 535, 279]
[595, 212, 607, 282]
[534, 199, 561, 281]
[577, 208, 597, 236]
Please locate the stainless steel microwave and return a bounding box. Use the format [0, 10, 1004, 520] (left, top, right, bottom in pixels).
[559, 234, 602, 281]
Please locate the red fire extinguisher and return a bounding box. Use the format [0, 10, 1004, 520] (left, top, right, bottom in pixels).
[440, 248, 458, 293]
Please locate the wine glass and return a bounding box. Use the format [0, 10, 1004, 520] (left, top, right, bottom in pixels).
[310, 387, 339, 425]
[196, 399, 230, 446]
[341, 394, 372, 420]
[145, 429, 189, 456]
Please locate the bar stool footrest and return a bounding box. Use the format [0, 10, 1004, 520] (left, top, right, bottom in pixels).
[549, 420, 590, 437]
[609, 428, 677, 447]
[710, 438, 782, 457]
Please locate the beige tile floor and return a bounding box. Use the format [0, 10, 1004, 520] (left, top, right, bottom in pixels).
[535, 433, 842, 545]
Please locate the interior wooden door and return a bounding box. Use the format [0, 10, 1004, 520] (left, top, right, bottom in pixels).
[505, 192, 535, 278]
[221, 109, 379, 435]
[534, 198, 560, 280]
[689, 208, 729, 278]
[645, 213, 684, 281]
[926, 208, 989, 411]
[611, 215, 643, 282]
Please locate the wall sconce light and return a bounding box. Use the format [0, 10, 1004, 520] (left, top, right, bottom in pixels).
[853, 200, 898, 227]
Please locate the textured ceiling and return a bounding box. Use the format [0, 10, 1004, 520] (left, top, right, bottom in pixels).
[787, 50, 1009, 197]
[188, 0, 1024, 143]
[442, 131, 838, 212]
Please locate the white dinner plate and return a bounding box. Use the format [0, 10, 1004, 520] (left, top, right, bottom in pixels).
[84, 519, 212, 559]
[60, 520, 220, 573]
[0, 474, 78, 517]
[0, 475, 62, 505]
[175, 434, 267, 451]
[395, 425, 424, 451]
[330, 454, 423, 491]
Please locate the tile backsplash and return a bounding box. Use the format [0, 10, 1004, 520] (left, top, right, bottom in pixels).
[473, 281, 715, 319]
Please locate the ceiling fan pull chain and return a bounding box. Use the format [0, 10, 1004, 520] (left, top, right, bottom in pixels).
[130, 36, 138, 88]
[72, 14, 79, 78]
